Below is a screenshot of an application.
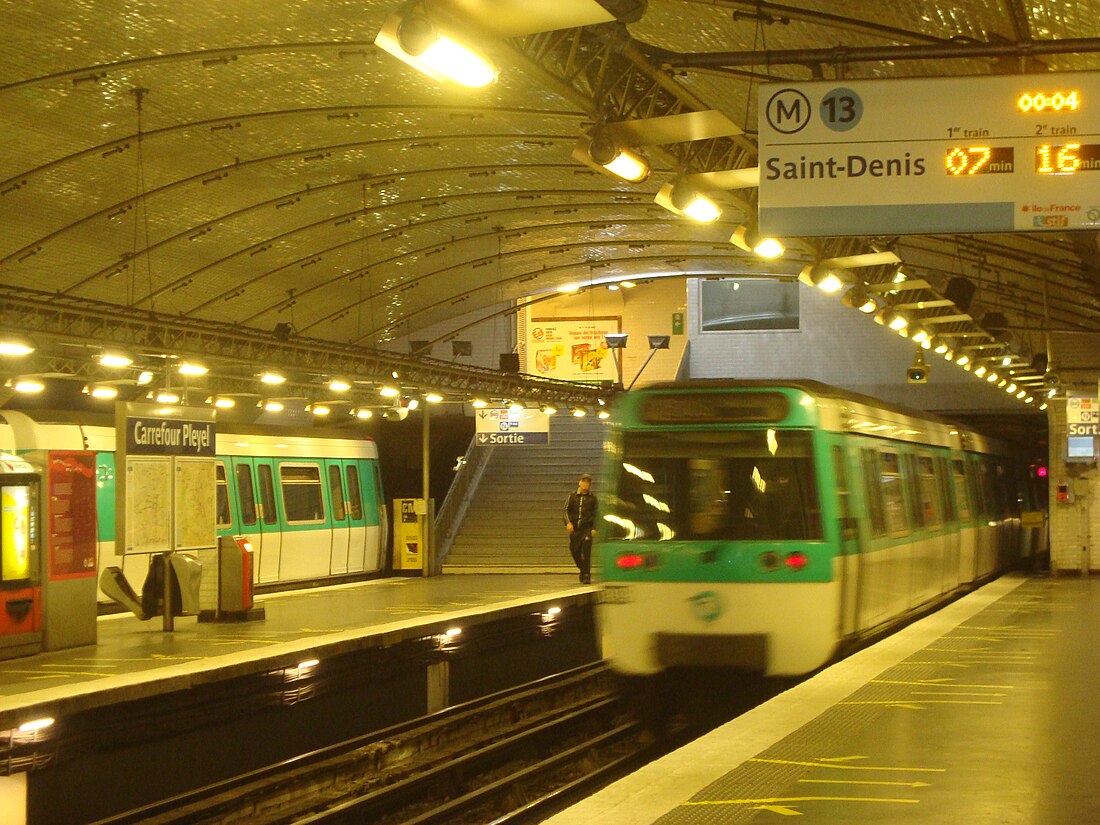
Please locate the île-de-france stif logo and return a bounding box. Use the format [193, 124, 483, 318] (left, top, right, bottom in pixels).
[689, 591, 723, 623]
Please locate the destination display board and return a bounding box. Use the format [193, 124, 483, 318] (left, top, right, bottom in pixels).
[758, 71, 1100, 236]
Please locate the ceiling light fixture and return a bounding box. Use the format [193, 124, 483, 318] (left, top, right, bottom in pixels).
[0, 332, 35, 357]
[730, 224, 784, 259]
[840, 282, 881, 314]
[84, 384, 119, 400]
[260, 372, 286, 385]
[375, 12, 497, 88]
[582, 133, 650, 183]
[11, 378, 44, 394]
[98, 352, 133, 368]
[177, 362, 208, 376]
[328, 378, 351, 392]
[656, 181, 721, 223]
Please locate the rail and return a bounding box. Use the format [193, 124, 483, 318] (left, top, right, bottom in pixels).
[94, 662, 627, 825]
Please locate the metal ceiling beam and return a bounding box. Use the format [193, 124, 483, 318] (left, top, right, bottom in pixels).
[653, 36, 1100, 70]
[0, 287, 606, 405]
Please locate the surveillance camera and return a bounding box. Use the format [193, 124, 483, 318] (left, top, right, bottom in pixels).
[907, 349, 928, 383]
[382, 407, 409, 421]
[1044, 372, 1060, 388]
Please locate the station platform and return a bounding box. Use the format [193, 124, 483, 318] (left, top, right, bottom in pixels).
[546, 572, 1098, 824]
[0, 574, 598, 824]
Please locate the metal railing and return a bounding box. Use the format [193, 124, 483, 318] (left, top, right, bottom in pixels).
[433, 436, 494, 571]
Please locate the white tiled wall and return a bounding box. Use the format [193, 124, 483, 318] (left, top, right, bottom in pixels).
[1047, 397, 1100, 573]
[686, 278, 1028, 412]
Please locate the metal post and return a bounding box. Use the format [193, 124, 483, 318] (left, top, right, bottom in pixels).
[421, 402, 431, 577]
[161, 552, 174, 631]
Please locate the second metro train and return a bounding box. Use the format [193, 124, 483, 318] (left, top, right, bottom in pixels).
[596, 380, 1045, 678]
[0, 411, 388, 601]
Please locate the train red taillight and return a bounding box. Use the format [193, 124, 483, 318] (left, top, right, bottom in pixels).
[615, 553, 645, 569]
[784, 551, 809, 572]
[615, 552, 659, 570]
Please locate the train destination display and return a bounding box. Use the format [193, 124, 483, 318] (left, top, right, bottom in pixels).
[758, 71, 1100, 236]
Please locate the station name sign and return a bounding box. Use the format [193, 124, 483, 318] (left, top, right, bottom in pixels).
[759, 71, 1100, 237]
[126, 417, 216, 456]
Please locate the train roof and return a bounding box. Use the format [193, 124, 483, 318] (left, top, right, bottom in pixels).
[0, 411, 379, 459]
[630, 379, 1012, 455]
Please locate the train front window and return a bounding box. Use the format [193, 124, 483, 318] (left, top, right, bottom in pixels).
[608, 430, 821, 541]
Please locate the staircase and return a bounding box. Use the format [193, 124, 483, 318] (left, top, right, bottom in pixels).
[442, 414, 607, 572]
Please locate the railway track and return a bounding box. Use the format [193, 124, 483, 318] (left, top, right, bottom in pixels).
[99, 662, 654, 825]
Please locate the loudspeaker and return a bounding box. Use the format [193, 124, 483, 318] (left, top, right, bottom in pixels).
[499, 353, 520, 373]
[273, 322, 293, 341]
[944, 277, 976, 312]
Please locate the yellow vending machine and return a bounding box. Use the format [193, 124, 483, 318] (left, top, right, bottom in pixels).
[0, 454, 41, 659]
[392, 498, 427, 574]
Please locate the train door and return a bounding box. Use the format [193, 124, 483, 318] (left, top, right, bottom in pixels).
[325, 460, 350, 575]
[232, 457, 282, 583]
[369, 460, 387, 571]
[833, 443, 866, 638]
[343, 462, 368, 573]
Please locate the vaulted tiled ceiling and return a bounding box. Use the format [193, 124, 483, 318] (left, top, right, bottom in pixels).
[3, 0, 1099, 401]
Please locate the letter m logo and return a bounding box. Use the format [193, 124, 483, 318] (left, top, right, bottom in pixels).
[765, 89, 812, 135]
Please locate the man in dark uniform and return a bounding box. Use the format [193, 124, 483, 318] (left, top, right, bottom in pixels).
[564, 473, 598, 584]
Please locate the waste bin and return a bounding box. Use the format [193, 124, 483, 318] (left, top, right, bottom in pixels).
[219, 535, 254, 612]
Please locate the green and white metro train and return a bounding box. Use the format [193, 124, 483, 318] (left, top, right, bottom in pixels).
[0, 411, 387, 601]
[596, 381, 1045, 678]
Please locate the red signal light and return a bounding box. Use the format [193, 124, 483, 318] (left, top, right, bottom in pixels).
[784, 551, 809, 572]
[615, 553, 646, 569]
[1037, 466, 1048, 478]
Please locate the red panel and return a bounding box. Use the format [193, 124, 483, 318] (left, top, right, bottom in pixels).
[0, 586, 41, 635]
[48, 451, 98, 580]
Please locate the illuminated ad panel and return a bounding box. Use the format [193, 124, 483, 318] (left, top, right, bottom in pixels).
[758, 71, 1100, 236]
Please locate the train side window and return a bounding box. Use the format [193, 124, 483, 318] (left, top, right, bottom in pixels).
[328, 465, 346, 521]
[861, 448, 886, 536]
[832, 446, 857, 539]
[215, 462, 232, 529]
[235, 464, 258, 526]
[937, 457, 956, 522]
[880, 452, 909, 533]
[281, 463, 326, 524]
[345, 466, 363, 520]
[258, 464, 278, 525]
[952, 459, 972, 520]
[917, 455, 941, 527]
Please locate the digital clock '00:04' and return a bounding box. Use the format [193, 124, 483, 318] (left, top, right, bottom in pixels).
[1017, 91, 1081, 113]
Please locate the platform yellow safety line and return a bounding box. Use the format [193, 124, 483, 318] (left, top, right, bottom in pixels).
[799, 779, 932, 787]
[871, 679, 1015, 689]
[942, 635, 1007, 641]
[0, 669, 112, 678]
[958, 625, 1059, 633]
[681, 796, 920, 814]
[891, 661, 970, 667]
[911, 691, 1006, 697]
[749, 757, 945, 772]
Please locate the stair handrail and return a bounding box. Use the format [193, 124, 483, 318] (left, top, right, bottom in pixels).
[433, 435, 494, 569]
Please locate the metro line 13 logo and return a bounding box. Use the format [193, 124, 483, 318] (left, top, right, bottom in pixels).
[765, 86, 864, 135]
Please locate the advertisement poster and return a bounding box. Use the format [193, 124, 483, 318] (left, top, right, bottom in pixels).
[527, 316, 621, 382]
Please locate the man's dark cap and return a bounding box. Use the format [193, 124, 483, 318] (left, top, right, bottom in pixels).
[580, 473, 592, 481]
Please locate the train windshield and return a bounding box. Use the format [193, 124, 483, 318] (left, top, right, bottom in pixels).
[608, 429, 821, 541]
